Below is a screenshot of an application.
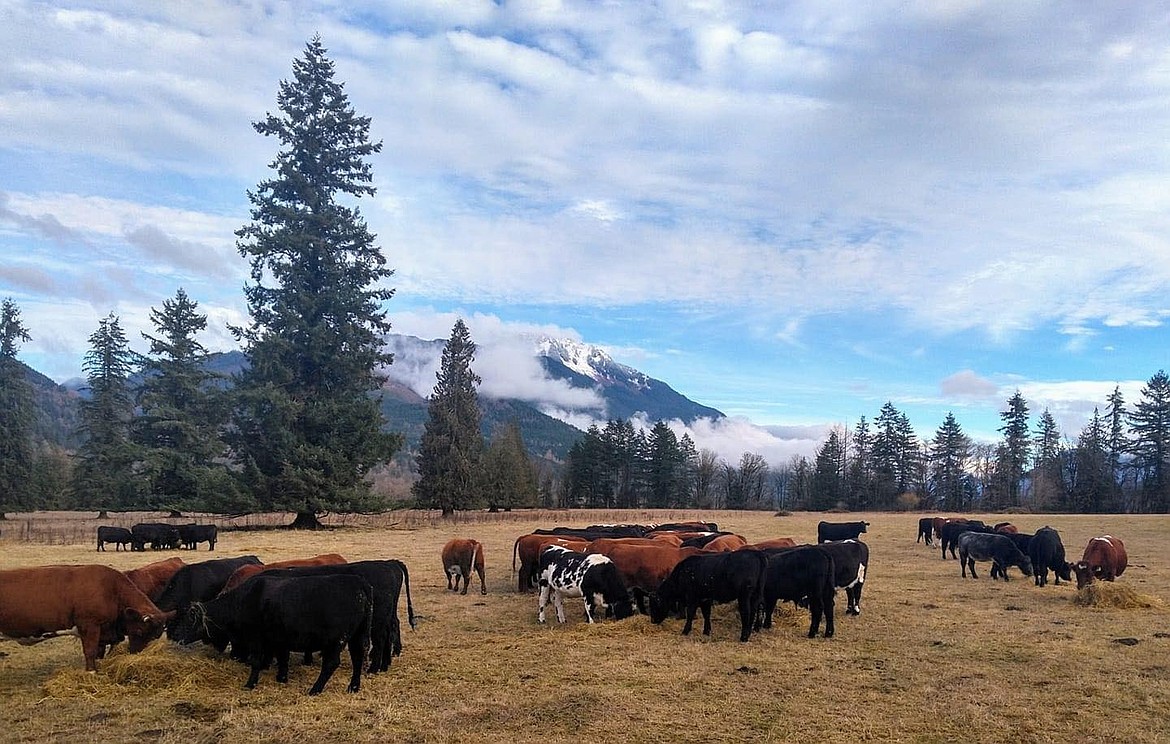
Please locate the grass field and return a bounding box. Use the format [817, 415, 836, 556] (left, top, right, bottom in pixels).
[1, 510, 1168, 743]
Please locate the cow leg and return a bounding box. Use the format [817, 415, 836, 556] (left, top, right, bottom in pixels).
[78, 625, 101, 672]
[309, 646, 342, 696]
[823, 591, 835, 638]
[736, 595, 754, 642]
[760, 598, 777, 630]
[808, 596, 823, 638]
[537, 584, 551, 623]
[681, 602, 697, 635]
[582, 595, 595, 624]
[446, 567, 454, 590]
[275, 650, 291, 683]
[553, 590, 567, 624]
[477, 566, 487, 595]
[302, 651, 314, 666]
[244, 652, 268, 690]
[347, 639, 365, 693]
[700, 600, 713, 636]
[460, 562, 471, 595]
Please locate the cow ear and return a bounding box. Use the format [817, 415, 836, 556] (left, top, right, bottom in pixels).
[122, 607, 144, 623]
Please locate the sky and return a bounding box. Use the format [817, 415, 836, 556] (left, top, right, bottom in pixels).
[2, 1, 1169, 466]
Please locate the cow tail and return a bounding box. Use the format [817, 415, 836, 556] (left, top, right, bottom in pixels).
[512, 537, 521, 574]
[401, 561, 417, 630]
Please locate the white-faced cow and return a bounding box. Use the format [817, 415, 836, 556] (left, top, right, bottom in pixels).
[537, 545, 633, 624]
[1073, 535, 1128, 589]
[957, 532, 1033, 581]
[442, 538, 486, 595]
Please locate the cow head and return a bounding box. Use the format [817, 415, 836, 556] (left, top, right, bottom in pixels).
[1072, 561, 1094, 589]
[121, 608, 174, 652]
[646, 593, 669, 625]
[1017, 555, 1034, 577]
[169, 603, 210, 645]
[1055, 561, 1073, 583]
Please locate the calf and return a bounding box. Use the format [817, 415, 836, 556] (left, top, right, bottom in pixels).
[754, 546, 836, 638]
[537, 546, 633, 624]
[916, 518, 934, 546]
[1073, 535, 1128, 589]
[816, 539, 869, 616]
[1028, 526, 1072, 587]
[648, 550, 769, 642]
[817, 520, 869, 543]
[441, 538, 486, 595]
[97, 526, 133, 552]
[177, 524, 218, 551]
[172, 573, 373, 695]
[0, 564, 174, 671]
[957, 532, 1033, 581]
[512, 533, 589, 592]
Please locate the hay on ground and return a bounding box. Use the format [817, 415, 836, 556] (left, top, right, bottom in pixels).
[1073, 582, 1161, 609]
[42, 639, 241, 698]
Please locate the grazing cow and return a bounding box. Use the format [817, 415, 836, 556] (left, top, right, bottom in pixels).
[1028, 526, 1072, 588]
[0, 564, 174, 671]
[742, 537, 798, 551]
[131, 523, 181, 551]
[940, 521, 994, 559]
[753, 546, 836, 638]
[537, 546, 633, 624]
[218, 554, 347, 597]
[815, 540, 869, 616]
[931, 517, 949, 540]
[172, 573, 372, 695]
[957, 532, 1033, 581]
[97, 526, 134, 552]
[650, 521, 720, 533]
[699, 533, 748, 552]
[266, 560, 415, 674]
[441, 538, 486, 595]
[648, 550, 769, 642]
[1004, 531, 1034, 555]
[817, 520, 869, 543]
[534, 525, 648, 539]
[512, 534, 590, 592]
[916, 518, 934, 545]
[994, 522, 1018, 534]
[177, 524, 218, 551]
[1073, 535, 1128, 589]
[585, 542, 704, 612]
[123, 557, 187, 602]
[156, 555, 263, 636]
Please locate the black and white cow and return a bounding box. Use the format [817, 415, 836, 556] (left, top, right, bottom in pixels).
[171, 572, 373, 695]
[648, 550, 769, 642]
[177, 524, 218, 551]
[815, 539, 869, 616]
[1028, 526, 1072, 587]
[97, 525, 134, 552]
[817, 520, 869, 543]
[537, 546, 633, 624]
[755, 545, 836, 638]
[957, 532, 1034, 581]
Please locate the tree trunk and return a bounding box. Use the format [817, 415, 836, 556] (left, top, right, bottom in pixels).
[290, 511, 324, 530]
[167, 509, 183, 518]
[96, 511, 107, 520]
[441, 506, 455, 518]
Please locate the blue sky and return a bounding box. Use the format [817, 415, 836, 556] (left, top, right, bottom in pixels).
[2, 2, 1169, 465]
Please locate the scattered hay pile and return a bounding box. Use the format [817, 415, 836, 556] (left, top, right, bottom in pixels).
[1073, 582, 1162, 609]
[42, 639, 241, 698]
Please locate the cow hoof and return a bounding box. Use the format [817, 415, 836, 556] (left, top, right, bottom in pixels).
[308, 688, 323, 696]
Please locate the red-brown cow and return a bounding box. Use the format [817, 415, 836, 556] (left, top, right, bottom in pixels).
[584, 542, 703, 608]
[701, 534, 748, 552]
[442, 538, 486, 595]
[1072, 535, 1128, 589]
[0, 564, 174, 671]
[513, 534, 589, 593]
[123, 557, 187, 602]
[218, 554, 348, 596]
[994, 522, 1018, 534]
[742, 537, 798, 551]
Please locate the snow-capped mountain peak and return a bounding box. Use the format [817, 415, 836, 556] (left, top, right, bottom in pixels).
[533, 337, 649, 389]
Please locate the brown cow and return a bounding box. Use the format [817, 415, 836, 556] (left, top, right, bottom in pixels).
[442, 538, 486, 595]
[123, 557, 186, 602]
[513, 534, 589, 592]
[218, 554, 348, 596]
[1072, 535, 1128, 589]
[994, 522, 1018, 534]
[931, 517, 948, 539]
[742, 537, 798, 551]
[0, 564, 174, 671]
[584, 542, 704, 607]
[701, 534, 748, 552]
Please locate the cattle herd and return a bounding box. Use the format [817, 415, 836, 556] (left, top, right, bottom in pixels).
[0, 515, 1132, 697]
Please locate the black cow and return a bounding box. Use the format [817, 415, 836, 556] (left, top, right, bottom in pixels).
[817, 520, 869, 543]
[648, 550, 768, 642]
[172, 573, 373, 695]
[815, 539, 869, 616]
[131, 522, 181, 551]
[533, 525, 648, 539]
[267, 560, 416, 674]
[537, 546, 633, 624]
[916, 517, 934, 545]
[679, 531, 740, 549]
[157, 555, 263, 636]
[177, 524, 218, 551]
[1004, 531, 1034, 555]
[97, 526, 133, 552]
[650, 521, 720, 533]
[957, 532, 1034, 581]
[939, 521, 995, 559]
[1028, 526, 1072, 587]
[753, 545, 836, 638]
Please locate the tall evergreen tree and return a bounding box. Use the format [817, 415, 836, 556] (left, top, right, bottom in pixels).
[994, 390, 1031, 509]
[929, 412, 974, 512]
[1032, 409, 1065, 511]
[134, 289, 237, 512]
[73, 313, 140, 512]
[677, 433, 699, 508]
[481, 420, 538, 511]
[230, 37, 400, 526]
[1069, 408, 1111, 513]
[871, 402, 919, 508]
[413, 319, 483, 516]
[845, 417, 874, 510]
[645, 420, 683, 508]
[1105, 385, 1128, 508]
[1128, 370, 1170, 512]
[0, 298, 35, 518]
[810, 428, 846, 511]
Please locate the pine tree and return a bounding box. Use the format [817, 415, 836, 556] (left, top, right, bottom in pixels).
[811, 428, 846, 511]
[929, 412, 973, 512]
[1032, 409, 1065, 511]
[73, 313, 141, 512]
[481, 420, 538, 511]
[230, 37, 401, 526]
[0, 298, 35, 518]
[1105, 386, 1128, 508]
[645, 420, 682, 508]
[845, 416, 873, 510]
[1069, 409, 1111, 513]
[1128, 370, 1170, 512]
[994, 390, 1031, 509]
[413, 319, 483, 516]
[135, 289, 238, 512]
[871, 402, 919, 508]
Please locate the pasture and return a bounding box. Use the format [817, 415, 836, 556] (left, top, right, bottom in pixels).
[1, 510, 1168, 743]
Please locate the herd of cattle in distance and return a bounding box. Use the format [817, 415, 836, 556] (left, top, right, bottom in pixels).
[0, 551, 416, 696]
[97, 522, 219, 552]
[915, 516, 1129, 589]
[506, 519, 872, 644]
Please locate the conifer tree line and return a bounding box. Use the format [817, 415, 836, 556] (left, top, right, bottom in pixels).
[560, 379, 1170, 514]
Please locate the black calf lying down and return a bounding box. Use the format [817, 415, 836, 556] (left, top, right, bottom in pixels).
[755, 545, 836, 638]
[648, 550, 768, 642]
[172, 573, 373, 695]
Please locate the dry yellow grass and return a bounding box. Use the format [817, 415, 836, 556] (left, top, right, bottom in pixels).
[2, 510, 1169, 743]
